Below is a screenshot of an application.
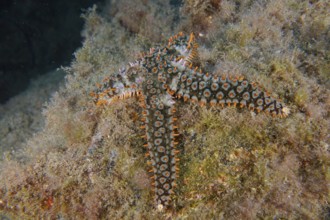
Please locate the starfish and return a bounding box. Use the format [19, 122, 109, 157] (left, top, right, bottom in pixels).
[90, 32, 290, 210]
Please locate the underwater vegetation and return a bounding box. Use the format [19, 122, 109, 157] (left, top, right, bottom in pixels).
[91, 31, 289, 210]
[0, 0, 329, 219]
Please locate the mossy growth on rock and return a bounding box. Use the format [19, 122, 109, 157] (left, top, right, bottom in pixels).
[0, 0, 329, 219]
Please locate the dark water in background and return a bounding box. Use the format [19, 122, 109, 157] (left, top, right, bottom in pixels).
[0, 0, 102, 104]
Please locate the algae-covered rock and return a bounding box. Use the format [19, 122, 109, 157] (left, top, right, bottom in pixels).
[0, 0, 329, 219]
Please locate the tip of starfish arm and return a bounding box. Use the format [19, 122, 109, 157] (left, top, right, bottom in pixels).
[281, 106, 290, 117]
[157, 204, 164, 212]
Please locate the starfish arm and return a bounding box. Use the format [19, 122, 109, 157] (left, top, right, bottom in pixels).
[164, 32, 289, 118]
[139, 90, 179, 209]
[170, 71, 289, 118]
[90, 62, 148, 106]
